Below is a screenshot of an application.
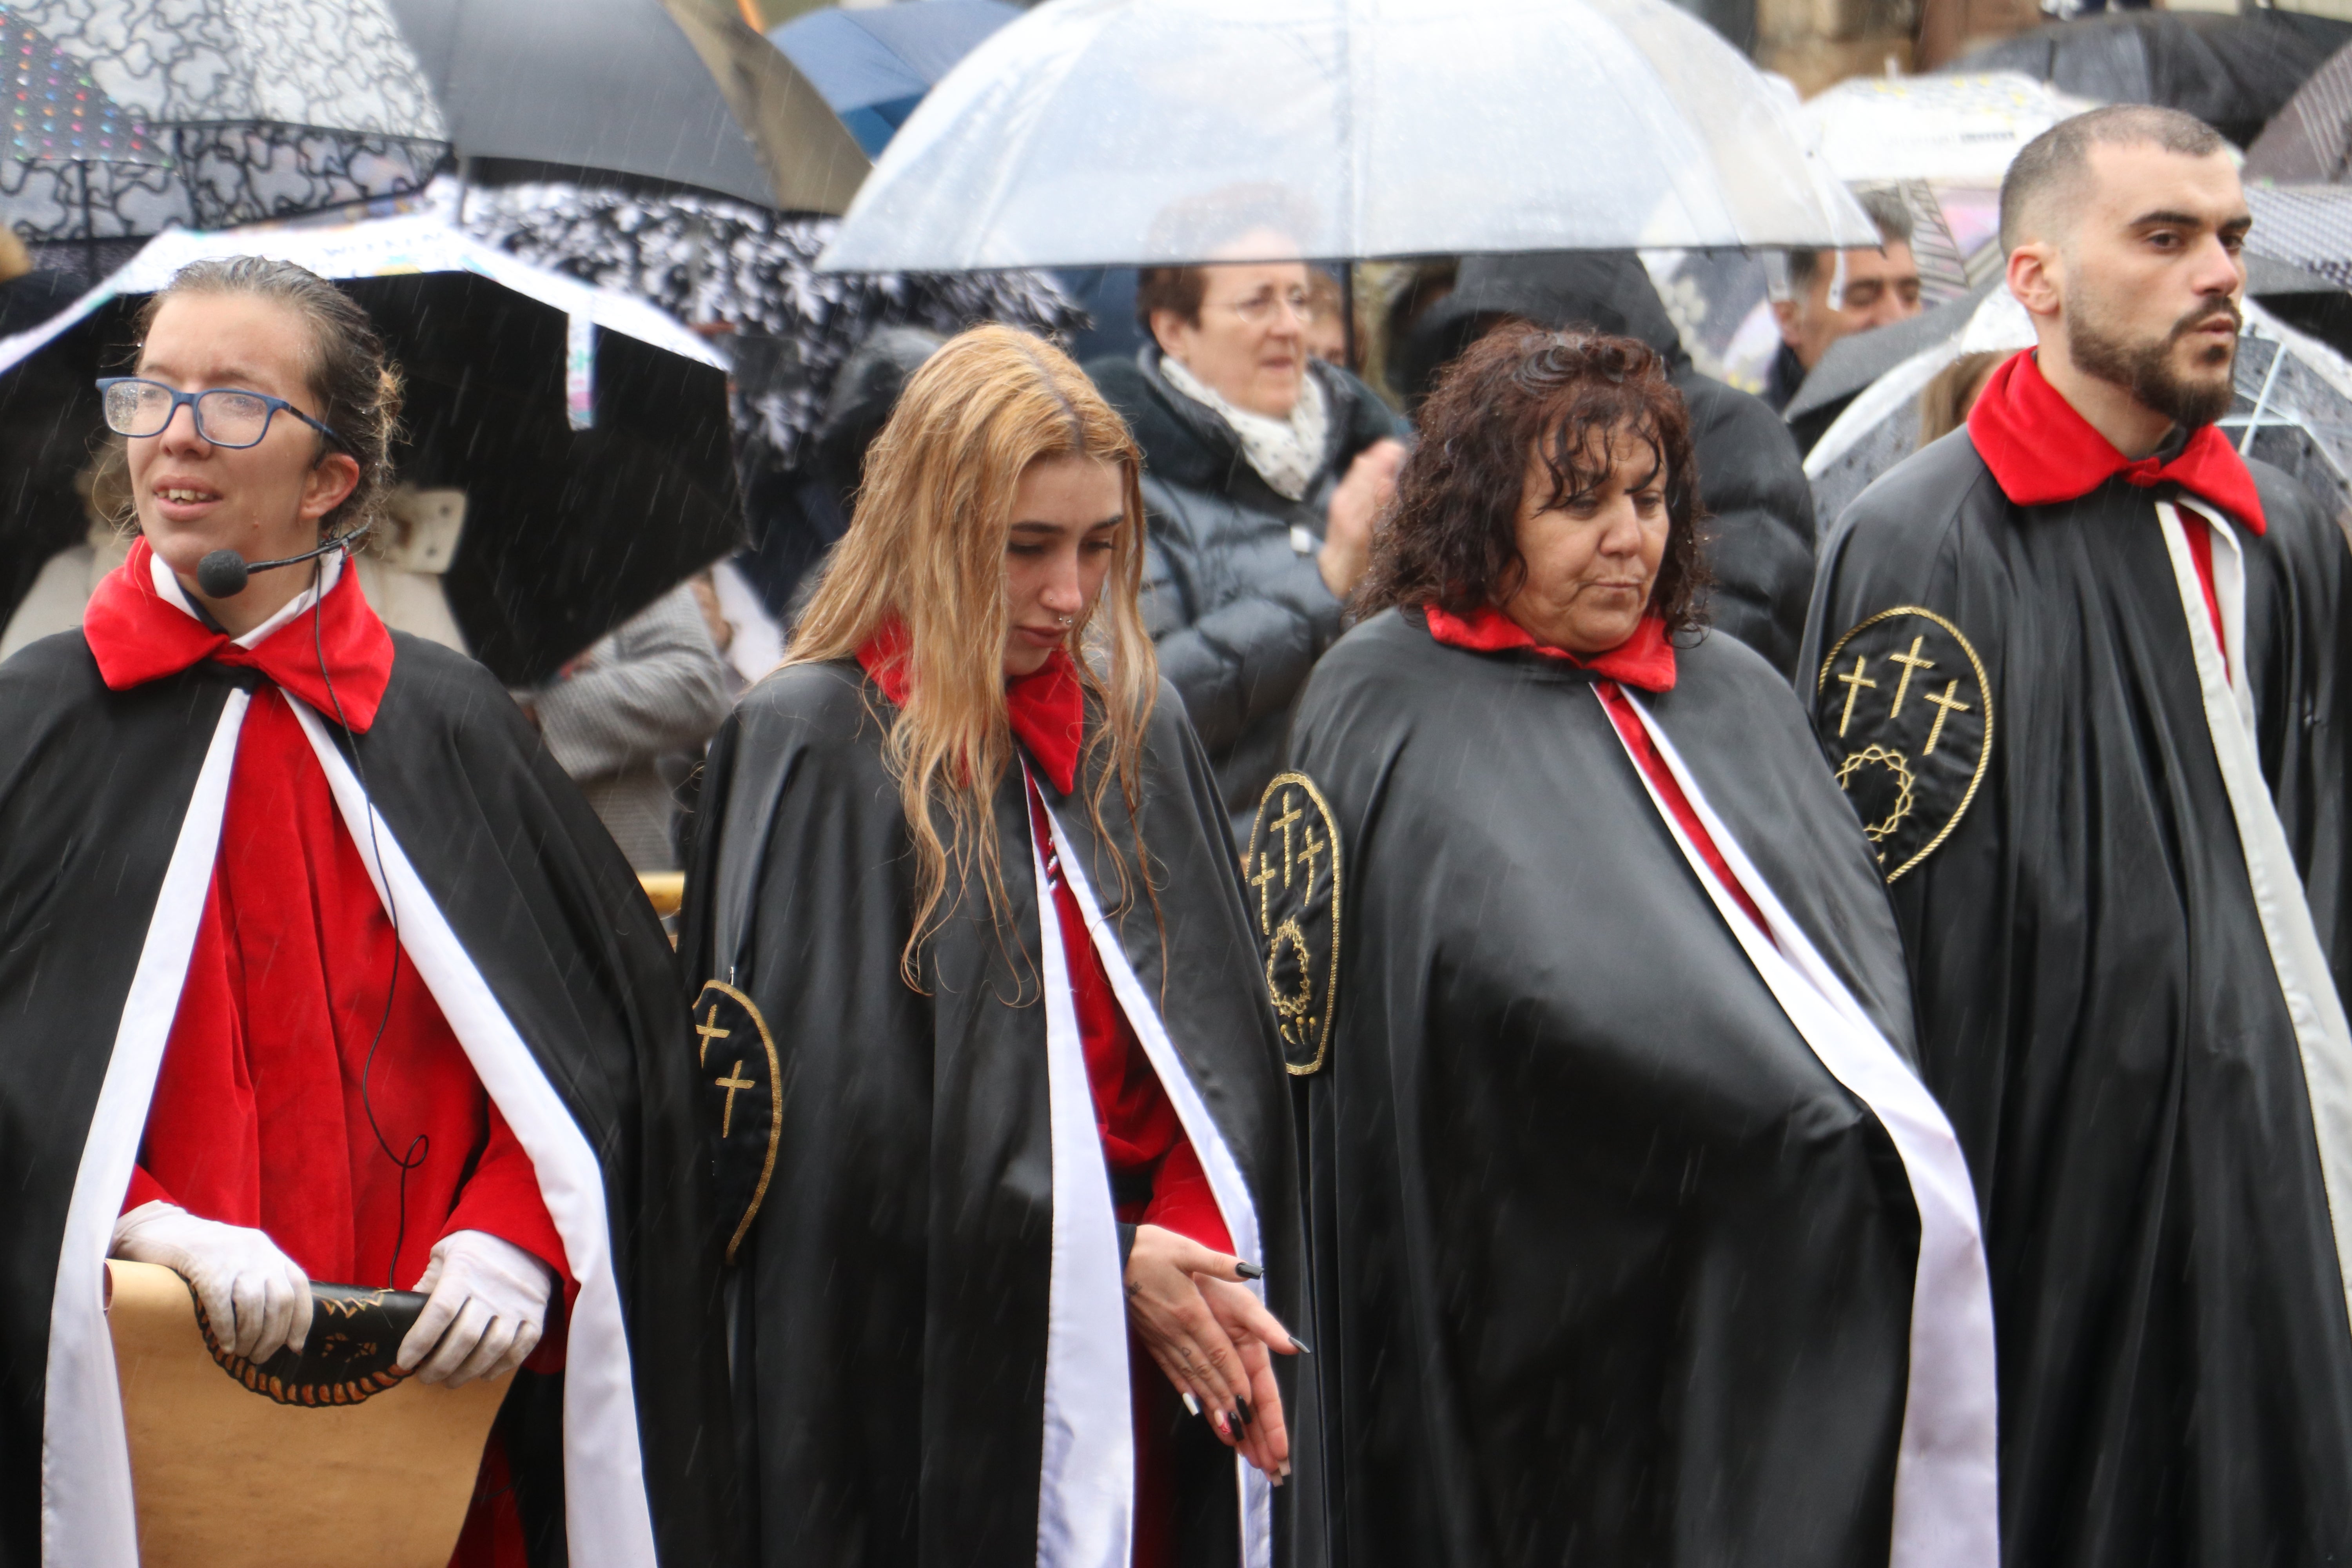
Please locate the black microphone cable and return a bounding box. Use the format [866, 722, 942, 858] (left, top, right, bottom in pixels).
[304, 543, 425, 1289]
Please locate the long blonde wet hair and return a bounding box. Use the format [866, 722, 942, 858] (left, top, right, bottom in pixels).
[787, 325, 1158, 982]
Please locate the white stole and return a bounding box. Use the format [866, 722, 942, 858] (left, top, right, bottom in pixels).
[1602, 691, 2001, 1568]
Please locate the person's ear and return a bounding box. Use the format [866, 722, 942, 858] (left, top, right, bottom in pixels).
[2007, 240, 2063, 326]
[1770, 296, 1800, 346]
[300, 451, 361, 525]
[1150, 309, 1195, 361]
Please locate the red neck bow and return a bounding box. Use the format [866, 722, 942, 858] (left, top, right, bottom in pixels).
[1967, 349, 2266, 535]
[856, 618, 1087, 794]
[82, 536, 396, 730]
[1424, 603, 1678, 693]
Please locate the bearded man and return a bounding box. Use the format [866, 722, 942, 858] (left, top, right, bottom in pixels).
[1804, 105, 2352, 1566]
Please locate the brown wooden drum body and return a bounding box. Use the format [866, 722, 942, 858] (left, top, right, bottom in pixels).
[105, 1260, 508, 1568]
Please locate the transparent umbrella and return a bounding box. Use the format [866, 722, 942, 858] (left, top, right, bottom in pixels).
[817, 0, 1878, 272]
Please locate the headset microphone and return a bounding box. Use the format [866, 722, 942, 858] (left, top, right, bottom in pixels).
[196, 519, 374, 599]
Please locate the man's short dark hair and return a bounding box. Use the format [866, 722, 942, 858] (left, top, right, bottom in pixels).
[1788, 187, 1915, 293]
[1999, 104, 2227, 253]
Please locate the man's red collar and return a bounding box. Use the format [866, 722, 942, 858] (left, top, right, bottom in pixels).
[1966, 349, 2265, 534]
[1423, 603, 1677, 693]
[82, 537, 395, 730]
[855, 618, 1086, 794]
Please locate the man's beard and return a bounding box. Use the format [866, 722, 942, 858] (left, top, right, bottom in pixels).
[2066, 289, 2242, 429]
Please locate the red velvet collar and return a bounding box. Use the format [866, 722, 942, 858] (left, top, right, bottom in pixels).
[82, 537, 394, 730]
[855, 619, 1086, 794]
[1966, 349, 2266, 535]
[1423, 603, 1677, 693]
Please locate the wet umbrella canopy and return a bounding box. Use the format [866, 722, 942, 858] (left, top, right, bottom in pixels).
[0, 216, 739, 686]
[818, 0, 1877, 272]
[390, 0, 867, 214]
[768, 0, 1020, 157]
[1950, 10, 2352, 148]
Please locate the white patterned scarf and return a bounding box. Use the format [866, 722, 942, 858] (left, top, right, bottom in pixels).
[1160, 354, 1329, 502]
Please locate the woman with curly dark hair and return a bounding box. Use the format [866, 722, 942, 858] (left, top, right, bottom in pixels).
[1278, 326, 1998, 1568]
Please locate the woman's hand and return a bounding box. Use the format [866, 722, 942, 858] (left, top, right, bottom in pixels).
[1319, 437, 1407, 597]
[1123, 1223, 1302, 1481]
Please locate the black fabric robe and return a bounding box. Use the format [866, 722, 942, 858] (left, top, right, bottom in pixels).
[1285, 611, 1933, 1568]
[679, 659, 1308, 1568]
[1802, 432, 2352, 1566]
[0, 630, 733, 1568]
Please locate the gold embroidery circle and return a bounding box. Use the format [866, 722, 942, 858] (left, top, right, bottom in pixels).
[1817, 605, 1995, 884]
[695, 978, 784, 1265]
[1243, 770, 1344, 1076]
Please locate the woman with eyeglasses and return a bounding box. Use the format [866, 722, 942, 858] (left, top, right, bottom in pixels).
[1086, 230, 1407, 837]
[0, 256, 731, 1566]
[681, 324, 1308, 1568]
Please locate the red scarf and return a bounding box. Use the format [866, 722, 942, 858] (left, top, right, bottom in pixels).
[855, 618, 1087, 793]
[82, 537, 396, 729]
[1424, 603, 1678, 693]
[1966, 350, 2266, 535]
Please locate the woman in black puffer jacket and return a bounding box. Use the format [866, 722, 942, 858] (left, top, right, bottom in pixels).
[1089, 259, 1406, 836]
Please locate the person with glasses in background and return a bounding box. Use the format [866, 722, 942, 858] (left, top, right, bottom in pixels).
[1088, 227, 1408, 838]
[0, 257, 731, 1566]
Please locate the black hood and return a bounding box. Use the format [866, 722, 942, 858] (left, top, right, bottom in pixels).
[1399, 250, 1691, 408]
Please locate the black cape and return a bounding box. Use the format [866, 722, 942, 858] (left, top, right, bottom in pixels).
[1286, 612, 1947, 1567]
[1398, 251, 1820, 679]
[1802, 432, 2352, 1565]
[679, 659, 1309, 1568]
[0, 630, 733, 1567]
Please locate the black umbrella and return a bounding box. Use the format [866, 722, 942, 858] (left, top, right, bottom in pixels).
[1949, 10, 2352, 147]
[388, 0, 866, 215]
[0, 254, 739, 688]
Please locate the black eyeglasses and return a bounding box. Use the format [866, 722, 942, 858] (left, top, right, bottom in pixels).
[96, 377, 344, 451]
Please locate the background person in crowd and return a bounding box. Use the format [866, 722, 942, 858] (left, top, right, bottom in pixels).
[682, 325, 1308, 1568]
[0, 256, 731, 1566]
[1804, 105, 2352, 1567]
[1400, 249, 1821, 680]
[1088, 238, 1408, 835]
[1288, 324, 1994, 1568]
[1765, 188, 1924, 451]
[1915, 350, 2004, 447]
[515, 579, 732, 874]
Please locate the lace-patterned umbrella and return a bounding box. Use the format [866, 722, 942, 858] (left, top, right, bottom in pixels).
[0, 0, 865, 276]
[0, 0, 448, 256]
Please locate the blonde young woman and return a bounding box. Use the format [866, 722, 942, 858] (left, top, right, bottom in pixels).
[681, 325, 1308, 1568]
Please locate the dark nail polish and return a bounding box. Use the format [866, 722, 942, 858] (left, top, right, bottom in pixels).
[1234, 1399, 1252, 1429]
[1235, 1260, 1265, 1279]
[1290, 1336, 1312, 1355]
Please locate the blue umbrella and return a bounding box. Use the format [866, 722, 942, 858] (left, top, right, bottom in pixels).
[768, 0, 1018, 156]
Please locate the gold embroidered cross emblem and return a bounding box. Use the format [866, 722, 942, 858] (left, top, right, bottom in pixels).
[714, 1060, 756, 1138]
[694, 1004, 731, 1067]
[1923, 681, 1972, 755]
[1268, 795, 1304, 886]
[1836, 653, 1878, 738]
[1886, 635, 1935, 718]
[1248, 852, 1279, 934]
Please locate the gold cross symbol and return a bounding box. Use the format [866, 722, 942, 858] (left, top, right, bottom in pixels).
[1248, 852, 1279, 934]
[1269, 795, 1304, 887]
[714, 1060, 756, 1138]
[1836, 653, 1878, 738]
[1886, 635, 1935, 719]
[1923, 680, 1972, 755]
[1296, 823, 1327, 900]
[694, 1003, 731, 1067]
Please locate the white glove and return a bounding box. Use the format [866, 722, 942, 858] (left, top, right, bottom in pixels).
[111, 1201, 313, 1363]
[396, 1230, 555, 1388]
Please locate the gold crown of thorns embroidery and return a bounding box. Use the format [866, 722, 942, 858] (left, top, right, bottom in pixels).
[1245, 773, 1343, 1076]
